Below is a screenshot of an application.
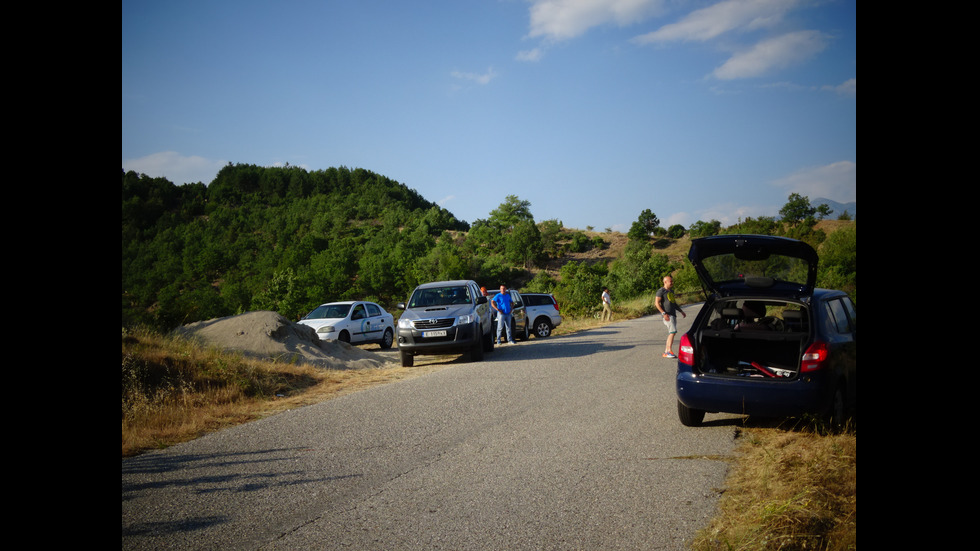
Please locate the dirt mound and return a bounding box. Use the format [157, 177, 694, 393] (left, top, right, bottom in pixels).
[175, 311, 395, 370]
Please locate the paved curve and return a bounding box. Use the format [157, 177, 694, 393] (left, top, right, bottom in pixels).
[122, 306, 746, 550]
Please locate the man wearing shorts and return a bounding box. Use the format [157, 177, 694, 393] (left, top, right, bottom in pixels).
[655, 275, 686, 358]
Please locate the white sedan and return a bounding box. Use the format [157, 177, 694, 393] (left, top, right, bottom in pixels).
[299, 301, 395, 348]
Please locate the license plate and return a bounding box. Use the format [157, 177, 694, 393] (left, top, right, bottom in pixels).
[423, 330, 447, 338]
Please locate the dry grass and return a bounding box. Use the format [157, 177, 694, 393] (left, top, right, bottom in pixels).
[691, 427, 856, 551]
[121, 328, 450, 456]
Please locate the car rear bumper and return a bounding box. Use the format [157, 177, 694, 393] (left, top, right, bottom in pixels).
[397, 321, 481, 355]
[676, 365, 833, 418]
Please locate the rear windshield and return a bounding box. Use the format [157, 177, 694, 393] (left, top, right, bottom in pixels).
[704, 299, 809, 333]
[525, 295, 553, 306]
[409, 285, 472, 307]
[701, 253, 811, 287]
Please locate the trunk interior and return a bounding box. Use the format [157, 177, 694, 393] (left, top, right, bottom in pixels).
[694, 299, 811, 379]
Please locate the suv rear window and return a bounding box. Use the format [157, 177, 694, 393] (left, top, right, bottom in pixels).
[701, 254, 811, 287]
[524, 295, 553, 306]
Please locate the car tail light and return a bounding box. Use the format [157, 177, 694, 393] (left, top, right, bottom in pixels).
[552, 300, 560, 313]
[678, 333, 694, 366]
[801, 341, 829, 372]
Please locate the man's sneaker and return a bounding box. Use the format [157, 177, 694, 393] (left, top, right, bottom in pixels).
[509, 341, 517, 345]
[663, 351, 677, 359]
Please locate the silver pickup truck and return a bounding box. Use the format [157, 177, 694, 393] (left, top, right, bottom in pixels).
[395, 280, 494, 366]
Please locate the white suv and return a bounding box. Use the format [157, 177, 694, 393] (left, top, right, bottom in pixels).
[521, 293, 562, 338]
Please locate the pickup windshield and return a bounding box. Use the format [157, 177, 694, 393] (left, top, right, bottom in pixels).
[408, 286, 472, 308]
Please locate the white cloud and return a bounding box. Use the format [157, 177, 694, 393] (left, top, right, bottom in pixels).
[824, 77, 856, 96]
[516, 48, 544, 62]
[712, 30, 826, 79]
[632, 0, 797, 44]
[527, 0, 665, 42]
[451, 67, 498, 85]
[630, 0, 827, 80]
[773, 161, 856, 203]
[122, 151, 226, 185]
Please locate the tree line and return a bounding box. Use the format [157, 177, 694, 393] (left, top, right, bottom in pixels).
[122, 164, 855, 331]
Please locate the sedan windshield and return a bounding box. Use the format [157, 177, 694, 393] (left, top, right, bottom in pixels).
[408, 286, 472, 308]
[305, 304, 352, 319]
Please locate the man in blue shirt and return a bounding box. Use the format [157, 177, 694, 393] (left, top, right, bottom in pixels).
[491, 285, 516, 345]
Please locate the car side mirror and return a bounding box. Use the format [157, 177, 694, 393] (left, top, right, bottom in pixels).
[476, 296, 487, 304]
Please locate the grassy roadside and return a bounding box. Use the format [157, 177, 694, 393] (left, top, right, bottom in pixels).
[122, 302, 855, 549]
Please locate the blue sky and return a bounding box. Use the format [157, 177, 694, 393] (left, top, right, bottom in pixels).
[122, 0, 856, 232]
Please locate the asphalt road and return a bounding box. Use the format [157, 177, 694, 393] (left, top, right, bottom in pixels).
[122, 305, 746, 550]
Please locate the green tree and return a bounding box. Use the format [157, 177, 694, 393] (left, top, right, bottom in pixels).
[689, 219, 721, 238]
[607, 240, 672, 299]
[552, 261, 607, 316]
[506, 220, 542, 269]
[666, 224, 685, 239]
[817, 225, 856, 298]
[627, 209, 660, 241]
[779, 193, 817, 226]
[488, 195, 533, 230]
[252, 268, 304, 319]
[414, 232, 468, 284]
[538, 219, 564, 258]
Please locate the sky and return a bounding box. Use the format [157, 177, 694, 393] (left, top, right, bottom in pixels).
[122, 0, 856, 232]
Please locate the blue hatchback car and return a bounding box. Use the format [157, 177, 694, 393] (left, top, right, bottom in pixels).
[675, 235, 856, 427]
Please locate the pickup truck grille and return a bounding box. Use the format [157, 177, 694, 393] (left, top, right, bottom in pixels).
[412, 318, 455, 330]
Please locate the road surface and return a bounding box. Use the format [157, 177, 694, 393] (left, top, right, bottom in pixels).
[122, 305, 746, 550]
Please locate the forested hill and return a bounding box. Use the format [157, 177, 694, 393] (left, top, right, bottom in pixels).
[123, 163, 856, 333]
[122, 164, 473, 330]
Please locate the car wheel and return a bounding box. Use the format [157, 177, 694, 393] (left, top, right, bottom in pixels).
[510, 319, 525, 342]
[338, 330, 351, 344]
[533, 318, 553, 338]
[826, 385, 847, 430]
[400, 350, 414, 367]
[471, 333, 485, 362]
[380, 328, 394, 349]
[677, 400, 705, 427]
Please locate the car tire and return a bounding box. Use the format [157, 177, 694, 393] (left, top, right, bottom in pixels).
[380, 328, 394, 349]
[826, 385, 847, 430]
[338, 330, 351, 344]
[533, 318, 553, 338]
[510, 319, 529, 342]
[400, 350, 414, 367]
[471, 333, 485, 362]
[677, 400, 705, 427]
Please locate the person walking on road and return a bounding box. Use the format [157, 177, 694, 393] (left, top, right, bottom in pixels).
[655, 275, 686, 358]
[601, 287, 613, 322]
[491, 285, 517, 345]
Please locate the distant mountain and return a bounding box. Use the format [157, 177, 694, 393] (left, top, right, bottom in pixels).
[812, 197, 856, 220]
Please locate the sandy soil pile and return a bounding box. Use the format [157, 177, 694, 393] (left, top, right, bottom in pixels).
[175, 311, 395, 370]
